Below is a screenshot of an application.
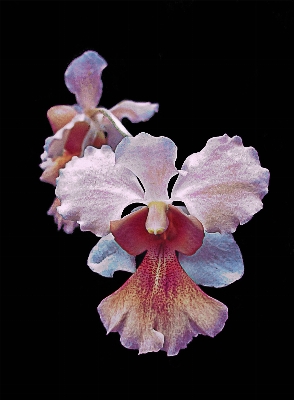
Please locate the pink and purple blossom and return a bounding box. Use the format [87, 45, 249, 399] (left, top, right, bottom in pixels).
[55, 133, 269, 355]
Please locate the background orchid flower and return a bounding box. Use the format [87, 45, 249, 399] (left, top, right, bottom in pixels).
[40, 51, 158, 233]
[55, 133, 269, 355]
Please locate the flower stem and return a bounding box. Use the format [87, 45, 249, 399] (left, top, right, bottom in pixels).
[91, 108, 131, 138]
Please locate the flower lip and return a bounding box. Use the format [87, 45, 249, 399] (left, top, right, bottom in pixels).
[110, 204, 204, 256]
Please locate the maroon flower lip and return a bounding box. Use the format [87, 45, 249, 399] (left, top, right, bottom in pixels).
[98, 206, 227, 356]
[52, 116, 269, 355]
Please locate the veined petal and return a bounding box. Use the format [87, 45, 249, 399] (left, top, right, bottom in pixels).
[56, 146, 144, 237]
[88, 233, 136, 277]
[172, 134, 270, 233]
[47, 197, 78, 234]
[179, 232, 244, 288]
[65, 51, 107, 111]
[47, 105, 77, 134]
[115, 133, 178, 202]
[98, 244, 227, 356]
[110, 100, 159, 123]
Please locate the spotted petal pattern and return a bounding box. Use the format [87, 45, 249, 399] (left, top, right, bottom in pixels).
[98, 243, 227, 356]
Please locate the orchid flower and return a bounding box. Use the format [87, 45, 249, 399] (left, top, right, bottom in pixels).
[40, 51, 158, 233]
[55, 133, 269, 355]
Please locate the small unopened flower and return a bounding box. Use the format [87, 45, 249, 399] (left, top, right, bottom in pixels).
[40, 51, 158, 233]
[56, 133, 269, 355]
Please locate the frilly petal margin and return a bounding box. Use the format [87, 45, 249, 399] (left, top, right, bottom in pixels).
[64, 50, 107, 111]
[100, 206, 224, 355]
[179, 232, 244, 288]
[56, 146, 145, 237]
[110, 100, 159, 123]
[115, 133, 178, 202]
[47, 198, 78, 234]
[98, 245, 227, 356]
[45, 113, 92, 160]
[40, 150, 77, 185]
[88, 233, 136, 277]
[172, 134, 270, 233]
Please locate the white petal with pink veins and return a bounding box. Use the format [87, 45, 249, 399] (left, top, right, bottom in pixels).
[88, 233, 136, 277]
[56, 146, 144, 237]
[179, 232, 244, 288]
[115, 133, 178, 202]
[65, 51, 107, 111]
[110, 100, 159, 123]
[172, 134, 270, 233]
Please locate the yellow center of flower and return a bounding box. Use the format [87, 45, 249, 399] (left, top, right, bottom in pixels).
[145, 201, 169, 235]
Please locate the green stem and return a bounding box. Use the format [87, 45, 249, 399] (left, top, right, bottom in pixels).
[91, 108, 131, 138]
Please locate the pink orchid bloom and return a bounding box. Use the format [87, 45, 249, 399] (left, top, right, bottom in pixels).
[55, 133, 269, 355]
[40, 51, 158, 233]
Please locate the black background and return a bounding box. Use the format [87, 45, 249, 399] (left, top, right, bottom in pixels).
[1, 1, 293, 397]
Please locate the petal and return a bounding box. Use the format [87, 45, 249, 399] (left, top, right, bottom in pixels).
[47, 105, 77, 134]
[46, 113, 92, 159]
[63, 121, 92, 155]
[179, 232, 244, 288]
[88, 233, 136, 277]
[47, 197, 78, 234]
[98, 244, 227, 356]
[172, 134, 270, 233]
[40, 151, 76, 185]
[110, 100, 159, 123]
[56, 146, 144, 237]
[93, 108, 133, 150]
[64, 50, 107, 110]
[110, 205, 204, 256]
[40, 118, 94, 186]
[115, 133, 178, 202]
[111, 207, 155, 255]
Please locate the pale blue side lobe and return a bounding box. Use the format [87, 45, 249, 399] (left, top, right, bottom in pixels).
[179, 232, 244, 288]
[88, 233, 136, 277]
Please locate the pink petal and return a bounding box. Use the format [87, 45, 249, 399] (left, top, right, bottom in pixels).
[179, 232, 244, 287]
[110, 100, 159, 123]
[63, 121, 91, 155]
[56, 146, 144, 237]
[93, 108, 133, 150]
[115, 133, 178, 202]
[88, 233, 136, 277]
[47, 197, 78, 234]
[64, 51, 107, 111]
[98, 243, 227, 356]
[47, 105, 77, 134]
[172, 134, 270, 233]
[40, 151, 76, 186]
